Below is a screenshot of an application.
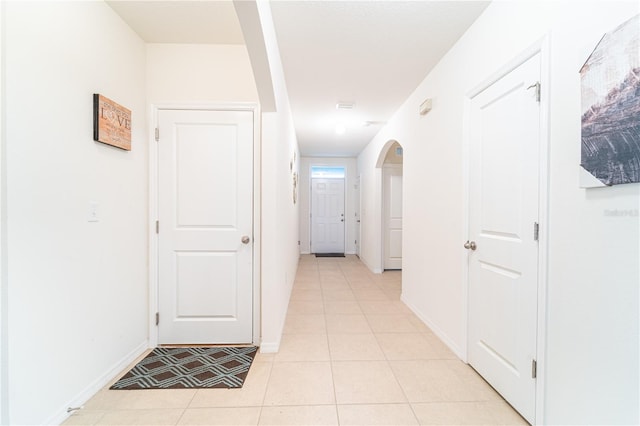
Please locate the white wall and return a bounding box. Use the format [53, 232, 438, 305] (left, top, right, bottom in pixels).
[358, 1, 639, 424]
[299, 157, 358, 255]
[2, 2, 296, 422]
[254, 1, 300, 353]
[5, 2, 148, 424]
[358, 159, 383, 273]
[146, 7, 301, 355]
[146, 44, 258, 104]
[0, 1, 6, 423]
[146, 43, 260, 346]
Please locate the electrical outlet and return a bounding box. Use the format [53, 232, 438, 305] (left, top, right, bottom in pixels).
[88, 202, 99, 222]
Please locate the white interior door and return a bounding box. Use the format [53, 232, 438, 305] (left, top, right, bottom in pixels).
[157, 108, 253, 344]
[467, 53, 541, 423]
[355, 175, 361, 257]
[311, 178, 345, 253]
[383, 166, 403, 270]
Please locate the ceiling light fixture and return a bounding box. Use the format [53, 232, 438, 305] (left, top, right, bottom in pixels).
[336, 102, 355, 110]
[362, 120, 386, 127]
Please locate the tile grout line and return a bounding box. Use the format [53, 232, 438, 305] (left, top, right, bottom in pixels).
[253, 346, 276, 426]
[327, 257, 343, 423]
[373, 273, 420, 423]
[288, 257, 341, 424]
[172, 407, 187, 426]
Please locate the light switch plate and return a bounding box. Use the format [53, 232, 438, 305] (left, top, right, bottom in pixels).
[88, 202, 99, 222]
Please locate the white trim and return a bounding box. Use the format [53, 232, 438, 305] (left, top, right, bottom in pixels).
[402, 295, 464, 359]
[375, 139, 401, 168]
[46, 340, 148, 426]
[148, 102, 262, 347]
[147, 104, 159, 349]
[377, 141, 404, 272]
[251, 106, 262, 347]
[467, 41, 544, 99]
[376, 166, 383, 273]
[360, 254, 383, 274]
[462, 36, 550, 425]
[308, 162, 348, 254]
[355, 173, 362, 258]
[534, 34, 551, 425]
[0, 1, 7, 422]
[259, 342, 280, 354]
[381, 164, 403, 271]
[460, 95, 471, 364]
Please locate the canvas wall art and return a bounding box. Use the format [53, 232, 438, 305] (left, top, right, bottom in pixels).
[580, 14, 640, 187]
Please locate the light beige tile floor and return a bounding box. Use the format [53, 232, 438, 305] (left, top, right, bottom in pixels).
[64, 255, 527, 426]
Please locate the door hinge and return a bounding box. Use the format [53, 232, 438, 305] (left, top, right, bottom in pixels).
[156, 220, 159, 234]
[155, 127, 159, 141]
[531, 359, 537, 379]
[155, 312, 159, 326]
[533, 222, 539, 241]
[527, 81, 541, 102]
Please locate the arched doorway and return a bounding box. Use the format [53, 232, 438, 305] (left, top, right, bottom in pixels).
[376, 140, 403, 270]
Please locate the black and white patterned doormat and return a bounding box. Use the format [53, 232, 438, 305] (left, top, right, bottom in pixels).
[110, 346, 258, 389]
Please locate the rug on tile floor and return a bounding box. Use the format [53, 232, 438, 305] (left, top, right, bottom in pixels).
[315, 253, 345, 257]
[110, 346, 258, 390]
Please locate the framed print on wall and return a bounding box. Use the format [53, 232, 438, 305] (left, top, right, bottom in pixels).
[93, 94, 132, 151]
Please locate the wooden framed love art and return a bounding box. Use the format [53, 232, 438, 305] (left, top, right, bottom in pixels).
[93, 94, 132, 151]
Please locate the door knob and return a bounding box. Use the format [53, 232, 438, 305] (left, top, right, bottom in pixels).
[241, 236, 251, 244]
[464, 240, 477, 251]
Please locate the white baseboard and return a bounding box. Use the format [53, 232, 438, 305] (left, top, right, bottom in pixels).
[360, 257, 382, 274]
[46, 340, 149, 425]
[259, 341, 280, 353]
[401, 295, 465, 360]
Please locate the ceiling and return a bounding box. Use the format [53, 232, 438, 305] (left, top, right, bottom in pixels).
[107, 0, 490, 157]
[106, 1, 244, 44]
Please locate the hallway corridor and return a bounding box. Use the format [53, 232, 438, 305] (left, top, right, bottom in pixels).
[65, 255, 526, 425]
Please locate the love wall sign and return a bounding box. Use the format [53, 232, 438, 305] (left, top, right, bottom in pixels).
[93, 94, 131, 151]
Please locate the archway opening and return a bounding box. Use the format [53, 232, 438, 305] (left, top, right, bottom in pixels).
[377, 140, 403, 271]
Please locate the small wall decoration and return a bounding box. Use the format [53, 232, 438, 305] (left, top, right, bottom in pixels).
[93, 94, 132, 151]
[290, 151, 298, 204]
[579, 14, 640, 187]
[293, 172, 298, 204]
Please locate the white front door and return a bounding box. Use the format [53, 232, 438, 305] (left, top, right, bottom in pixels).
[383, 166, 403, 270]
[157, 108, 254, 344]
[467, 53, 541, 423]
[311, 178, 345, 253]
